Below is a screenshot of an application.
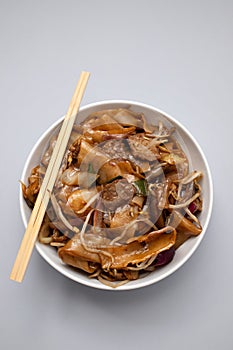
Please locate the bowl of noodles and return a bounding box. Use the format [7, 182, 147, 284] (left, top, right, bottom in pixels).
[20, 100, 213, 290]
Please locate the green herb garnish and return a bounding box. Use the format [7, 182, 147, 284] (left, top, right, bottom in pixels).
[133, 179, 147, 196]
[88, 163, 95, 173]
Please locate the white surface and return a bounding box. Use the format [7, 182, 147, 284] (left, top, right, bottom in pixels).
[1, 0, 232, 349]
[20, 100, 213, 290]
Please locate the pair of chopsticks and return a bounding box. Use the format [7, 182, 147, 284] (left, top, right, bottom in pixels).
[10, 71, 90, 283]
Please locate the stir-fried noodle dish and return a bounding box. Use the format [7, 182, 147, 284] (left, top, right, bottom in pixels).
[22, 108, 203, 287]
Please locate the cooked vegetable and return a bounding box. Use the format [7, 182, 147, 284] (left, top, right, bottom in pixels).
[22, 108, 203, 287]
[133, 179, 147, 196]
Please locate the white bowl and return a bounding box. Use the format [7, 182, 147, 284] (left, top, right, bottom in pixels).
[20, 100, 213, 290]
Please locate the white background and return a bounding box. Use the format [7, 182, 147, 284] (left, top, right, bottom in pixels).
[1, 1, 232, 349]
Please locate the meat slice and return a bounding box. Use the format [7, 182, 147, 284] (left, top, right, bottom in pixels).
[100, 139, 130, 160]
[128, 133, 160, 161]
[101, 179, 135, 212]
[99, 139, 151, 174]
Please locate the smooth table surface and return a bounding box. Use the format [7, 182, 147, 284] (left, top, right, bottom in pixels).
[1, 1, 232, 349]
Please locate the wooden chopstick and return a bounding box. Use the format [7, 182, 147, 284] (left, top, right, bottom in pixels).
[10, 71, 90, 283]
